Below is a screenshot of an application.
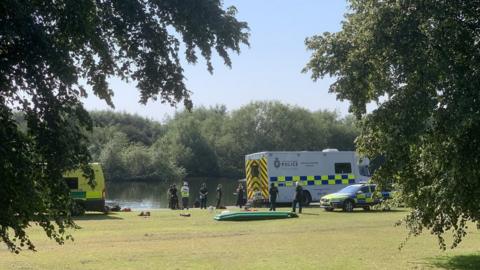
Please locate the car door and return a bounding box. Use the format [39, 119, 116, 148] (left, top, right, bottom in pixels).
[355, 186, 371, 205]
[366, 185, 376, 204]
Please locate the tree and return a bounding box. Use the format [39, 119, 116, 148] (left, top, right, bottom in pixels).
[157, 113, 220, 177]
[0, 0, 248, 252]
[304, 0, 480, 249]
[220, 101, 359, 177]
[84, 106, 359, 179]
[89, 111, 165, 146]
[98, 132, 129, 181]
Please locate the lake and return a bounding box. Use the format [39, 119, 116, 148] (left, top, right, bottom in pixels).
[105, 177, 243, 209]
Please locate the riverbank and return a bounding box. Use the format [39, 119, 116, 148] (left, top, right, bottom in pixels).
[1, 208, 479, 269]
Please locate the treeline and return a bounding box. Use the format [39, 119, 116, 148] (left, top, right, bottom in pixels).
[87, 101, 359, 182]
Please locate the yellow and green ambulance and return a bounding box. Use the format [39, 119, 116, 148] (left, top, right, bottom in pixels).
[63, 163, 106, 214]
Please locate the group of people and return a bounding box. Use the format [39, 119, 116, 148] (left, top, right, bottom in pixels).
[266, 181, 303, 213]
[199, 182, 225, 209]
[247, 181, 302, 213]
[168, 182, 225, 210]
[168, 181, 304, 213]
[167, 182, 194, 210]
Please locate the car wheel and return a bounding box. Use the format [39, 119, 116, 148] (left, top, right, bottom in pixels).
[324, 207, 334, 212]
[71, 201, 85, 216]
[343, 200, 354, 212]
[363, 206, 370, 211]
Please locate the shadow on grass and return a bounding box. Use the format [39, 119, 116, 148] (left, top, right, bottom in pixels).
[428, 254, 480, 270]
[217, 218, 298, 222]
[73, 212, 123, 221]
[327, 208, 407, 214]
[299, 212, 320, 216]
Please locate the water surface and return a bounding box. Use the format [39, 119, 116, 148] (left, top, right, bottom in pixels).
[106, 177, 242, 209]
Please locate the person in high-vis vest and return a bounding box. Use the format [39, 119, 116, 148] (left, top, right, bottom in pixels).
[181, 182, 190, 210]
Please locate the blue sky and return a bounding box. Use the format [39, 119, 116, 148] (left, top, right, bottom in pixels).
[83, 1, 351, 121]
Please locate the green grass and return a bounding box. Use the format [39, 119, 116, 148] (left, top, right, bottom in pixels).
[1, 208, 479, 269]
[430, 254, 480, 270]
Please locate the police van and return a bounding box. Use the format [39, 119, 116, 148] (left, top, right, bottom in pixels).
[63, 163, 106, 215]
[245, 150, 370, 204]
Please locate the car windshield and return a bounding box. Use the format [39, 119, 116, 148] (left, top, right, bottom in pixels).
[337, 185, 362, 194]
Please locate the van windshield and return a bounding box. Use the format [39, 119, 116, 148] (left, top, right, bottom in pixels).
[359, 165, 371, 177]
[337, 185, 361, 194]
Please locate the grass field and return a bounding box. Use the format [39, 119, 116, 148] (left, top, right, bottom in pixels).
[1, 207, 479, 270]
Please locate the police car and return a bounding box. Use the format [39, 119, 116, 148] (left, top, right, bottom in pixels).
[319, 184, 392, 212]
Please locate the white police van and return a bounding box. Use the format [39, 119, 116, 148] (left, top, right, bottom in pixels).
[245, 149, 370, 204]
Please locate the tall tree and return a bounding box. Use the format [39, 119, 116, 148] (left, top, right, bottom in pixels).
[0, 0, 248, 252]
[221, 102, 358, 177]
[157, 113, 220, 177]
[304, 0, 480, 249]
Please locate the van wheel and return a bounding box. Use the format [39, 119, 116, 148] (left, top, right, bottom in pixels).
[302, 191, 312, 206]
[343, 200, 354, 212]
[71, 201, 85, 216]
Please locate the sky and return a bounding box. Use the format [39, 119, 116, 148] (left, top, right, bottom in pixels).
[83, 1, 352, 121]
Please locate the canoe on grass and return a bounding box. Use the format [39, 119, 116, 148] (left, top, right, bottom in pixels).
[214, 211, 298, 221]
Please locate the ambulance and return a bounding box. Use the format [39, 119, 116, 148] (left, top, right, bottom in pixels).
[63, 163, 106, 215]
[245, 149, 370, 204]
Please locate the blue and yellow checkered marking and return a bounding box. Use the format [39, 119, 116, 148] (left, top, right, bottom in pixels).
[270, 174, 355, 186]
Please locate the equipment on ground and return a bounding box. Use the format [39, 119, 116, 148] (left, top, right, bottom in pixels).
[245, 150, 371, 205]
[214, 211, 298, 221]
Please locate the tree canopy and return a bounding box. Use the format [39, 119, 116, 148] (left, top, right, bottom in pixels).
[85, 103, 359, 182]
[304, 0, 480, 249]
[0, 0, 248, 252]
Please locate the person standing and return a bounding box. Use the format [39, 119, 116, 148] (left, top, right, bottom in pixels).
[180, 181, 190, 210]
[168, 184, 174, 209]
[269, 183, 279, 211]
[216, 184, 223, 209]
[199, 183, 208, 209]
[292, 181, 303, 213]
[171, 184, 179, 210]
[236, 183, 245, 208]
